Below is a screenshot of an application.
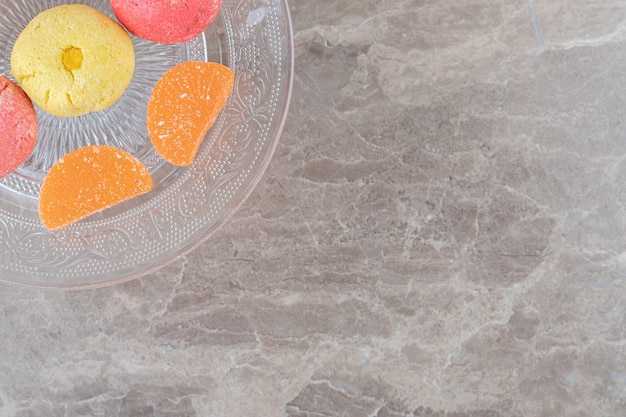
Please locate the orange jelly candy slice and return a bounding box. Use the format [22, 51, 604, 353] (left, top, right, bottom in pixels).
[147, 61, 235, 166]
[39, 145, 153, 230]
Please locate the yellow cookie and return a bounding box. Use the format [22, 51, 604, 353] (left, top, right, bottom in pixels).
[11, 5, 135, 117]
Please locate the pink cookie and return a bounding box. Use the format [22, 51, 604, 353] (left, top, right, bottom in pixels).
[110, 0, 222, 44]
[0, 76, 37, 178]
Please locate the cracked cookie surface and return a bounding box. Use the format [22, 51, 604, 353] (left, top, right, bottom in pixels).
[11, 4, 134, 117]
[0, 76, 37, 178]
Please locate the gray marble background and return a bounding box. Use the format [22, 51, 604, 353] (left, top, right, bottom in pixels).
[1, 0, 626, 416]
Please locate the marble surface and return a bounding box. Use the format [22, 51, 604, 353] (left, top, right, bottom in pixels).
[1, 0, 626, 416]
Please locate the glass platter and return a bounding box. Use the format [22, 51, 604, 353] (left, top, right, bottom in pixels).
[0, 0, 293, 289]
